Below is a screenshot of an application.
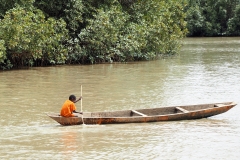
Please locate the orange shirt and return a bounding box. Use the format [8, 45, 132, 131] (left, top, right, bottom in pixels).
[60, 100, 76, 117]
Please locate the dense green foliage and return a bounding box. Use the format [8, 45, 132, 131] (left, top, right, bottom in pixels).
[186, 0, 240, 36]
[227, 4, 240, 35]
[0, 0, 187, 69]
[0, 5, 69, 69]
[79, 0, 187, 63]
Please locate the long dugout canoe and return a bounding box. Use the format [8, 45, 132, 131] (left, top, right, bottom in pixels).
[47, 102, 236, 125]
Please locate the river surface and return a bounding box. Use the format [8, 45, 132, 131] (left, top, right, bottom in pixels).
[0, 37, 240, 159]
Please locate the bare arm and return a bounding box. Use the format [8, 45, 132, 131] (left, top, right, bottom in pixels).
[74, 96, 82, 103]
[73, 96, 83, 115]
[73, 110, 82, 114]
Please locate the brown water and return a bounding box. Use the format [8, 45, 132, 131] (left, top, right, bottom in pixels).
[0, 37, 240, 159]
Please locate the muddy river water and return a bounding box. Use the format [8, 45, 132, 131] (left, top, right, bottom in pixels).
[0, 37, 240, 159]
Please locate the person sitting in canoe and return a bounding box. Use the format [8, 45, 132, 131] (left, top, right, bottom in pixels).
[60, 95, 82, 117]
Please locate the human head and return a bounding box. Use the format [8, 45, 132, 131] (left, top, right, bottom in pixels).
[69, 95, 76, 102]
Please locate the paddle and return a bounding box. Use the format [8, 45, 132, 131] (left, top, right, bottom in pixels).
[81, 85, 85, 125]
[81, 85, 83, 112]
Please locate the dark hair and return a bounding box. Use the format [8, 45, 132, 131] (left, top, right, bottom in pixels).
[69, 95, 76, 101]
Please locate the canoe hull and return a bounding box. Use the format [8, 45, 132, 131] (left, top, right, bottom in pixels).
[47, 102, 236, 125]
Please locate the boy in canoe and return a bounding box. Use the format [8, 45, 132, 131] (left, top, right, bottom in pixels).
[60, 95, 82, 117]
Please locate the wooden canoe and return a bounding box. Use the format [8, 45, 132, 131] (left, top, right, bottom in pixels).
[47, 102, 236, 125]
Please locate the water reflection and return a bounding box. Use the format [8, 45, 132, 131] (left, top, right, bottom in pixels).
[60, 130, 79, 156]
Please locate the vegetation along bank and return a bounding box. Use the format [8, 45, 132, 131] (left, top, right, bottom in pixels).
[0, 0, 239, 70]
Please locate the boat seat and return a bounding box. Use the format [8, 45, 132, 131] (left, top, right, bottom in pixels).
[131, 110, 147, 116]
[175, 107, 189, 113]
[214, 104, 225, 107]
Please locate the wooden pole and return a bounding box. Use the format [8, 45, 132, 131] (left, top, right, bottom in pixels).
[81, 85, 83, 112]
[81, 85, 84, 125]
